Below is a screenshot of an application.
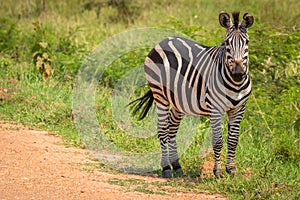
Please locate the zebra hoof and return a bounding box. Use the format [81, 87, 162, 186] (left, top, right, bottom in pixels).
[226, 166, 237, 176]
[162, 169, 173, 178]
[213, 168, 223, 178]
[174, 168, 184, 177]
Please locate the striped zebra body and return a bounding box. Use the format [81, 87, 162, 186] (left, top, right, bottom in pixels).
[145, 37, 252, 116]
[130, 11, 254, 178]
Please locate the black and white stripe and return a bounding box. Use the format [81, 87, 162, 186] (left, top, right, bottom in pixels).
[130, 11, 254, 178]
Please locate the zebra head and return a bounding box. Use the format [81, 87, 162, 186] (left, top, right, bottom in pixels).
[219, 11, 254, 82]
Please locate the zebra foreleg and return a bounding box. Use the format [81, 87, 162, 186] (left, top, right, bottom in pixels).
[226, 106, 245, 176]
[211, 114, 224, 178]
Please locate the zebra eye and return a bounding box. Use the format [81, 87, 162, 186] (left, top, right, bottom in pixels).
[227, 56, 233, 63]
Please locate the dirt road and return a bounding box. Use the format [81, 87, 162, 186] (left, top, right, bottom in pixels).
[0, 122, 225, 200]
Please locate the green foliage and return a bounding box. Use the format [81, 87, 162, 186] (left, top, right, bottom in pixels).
[162, 17, 204, 40]
[0, 17, 19, 60]
[53, 27, 87, 79]
[25, 20, 86, 81]
[250, 23, 300, 92]
[101, 49, 149, 87]
[0, 57, 12, 69]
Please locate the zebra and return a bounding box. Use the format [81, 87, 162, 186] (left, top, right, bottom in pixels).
[129, 11, 254, 178]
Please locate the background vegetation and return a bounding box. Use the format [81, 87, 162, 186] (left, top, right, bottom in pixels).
[0, 0, 299, 199]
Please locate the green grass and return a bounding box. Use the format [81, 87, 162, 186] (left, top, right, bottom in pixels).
[0, 0, 299, 199]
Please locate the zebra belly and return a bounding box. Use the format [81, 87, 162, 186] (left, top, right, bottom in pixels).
[174, 87, 210, 116]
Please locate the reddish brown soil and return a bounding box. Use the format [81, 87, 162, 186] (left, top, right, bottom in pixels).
[0, 122, 226, 200]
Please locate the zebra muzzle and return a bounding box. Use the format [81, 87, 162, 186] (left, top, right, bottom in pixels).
[231, 64, 246, 82]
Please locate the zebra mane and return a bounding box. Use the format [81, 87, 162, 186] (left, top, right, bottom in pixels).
[232, 11, 240, 29]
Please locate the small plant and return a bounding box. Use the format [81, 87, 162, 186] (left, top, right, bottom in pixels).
[33, 48, 52, 82]
[31, 21, 53, 82]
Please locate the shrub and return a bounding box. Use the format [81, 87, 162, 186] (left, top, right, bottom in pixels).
[0, 17, 19, 58]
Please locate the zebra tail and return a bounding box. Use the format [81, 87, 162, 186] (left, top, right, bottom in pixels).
[128, 90, 154, 120]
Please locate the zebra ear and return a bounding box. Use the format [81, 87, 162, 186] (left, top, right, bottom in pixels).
[240, 13, 254, 29]
[219, 12, 232, 29]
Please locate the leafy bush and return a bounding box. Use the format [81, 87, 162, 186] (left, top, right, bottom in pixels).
[250, 23, 300, 92]
[27, 21, 87, 82]
[0, 17, 19, 58]
[53, 27, 87, 80]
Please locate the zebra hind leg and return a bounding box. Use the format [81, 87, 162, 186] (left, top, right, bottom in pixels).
[156, 105, 173, 178]
[169, 138, 183, 177]
[161, 136, 183, 178]
[168, 108, 184, 177]
[161, 141, 172, 178]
